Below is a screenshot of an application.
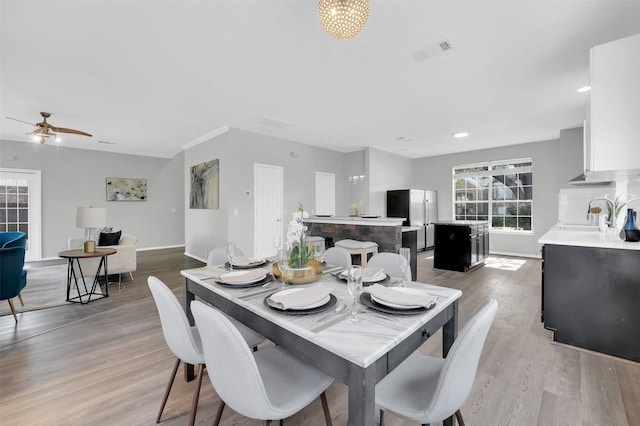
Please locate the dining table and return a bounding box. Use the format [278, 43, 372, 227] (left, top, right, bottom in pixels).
[181, 263, 462, 426]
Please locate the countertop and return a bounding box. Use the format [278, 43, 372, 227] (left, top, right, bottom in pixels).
[401, 226, 422, 232]
[538, 223, 640, 251]
[434, 220, 489, 226]
[304, 216, 404, 227]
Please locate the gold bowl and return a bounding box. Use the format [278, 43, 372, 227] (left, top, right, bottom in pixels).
[273, 259, 323, 285]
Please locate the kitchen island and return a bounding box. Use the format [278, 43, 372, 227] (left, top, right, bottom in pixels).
[433, 221, 489, 272]
[304, 216, 403, 260]
[539, 224, 640, 362]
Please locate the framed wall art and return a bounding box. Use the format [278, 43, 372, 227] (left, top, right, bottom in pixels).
[106, 178, 147, 201]
[190, 159, 219, 209]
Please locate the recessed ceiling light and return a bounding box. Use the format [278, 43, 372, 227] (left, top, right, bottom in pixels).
[577, 86, 591, 93]
[453, 132, 469, 138]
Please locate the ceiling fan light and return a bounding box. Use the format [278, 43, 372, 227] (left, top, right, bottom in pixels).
[318, 0, 369, 40]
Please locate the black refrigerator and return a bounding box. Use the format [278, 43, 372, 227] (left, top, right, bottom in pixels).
[386, 189, 438, 250]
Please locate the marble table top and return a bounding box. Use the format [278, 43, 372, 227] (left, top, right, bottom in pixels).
[181, 266, 462, 368]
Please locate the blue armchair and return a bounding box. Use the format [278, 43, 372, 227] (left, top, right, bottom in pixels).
[0, 231, 27, 248]
[0, 246, 28, 322]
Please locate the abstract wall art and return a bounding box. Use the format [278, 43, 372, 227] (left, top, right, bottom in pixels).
[106, 178, 147, 201]
[189, 159, 219, 209]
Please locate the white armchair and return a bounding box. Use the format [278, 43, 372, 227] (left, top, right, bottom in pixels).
[68, 234, 137, 282]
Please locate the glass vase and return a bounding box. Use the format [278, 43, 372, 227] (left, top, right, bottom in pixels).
[623, 208, 640, 242]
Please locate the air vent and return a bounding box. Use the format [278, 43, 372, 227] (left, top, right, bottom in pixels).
[98, 140, 117, 145]
[248, 116, 294, 132]
[412, 39, 454, 62]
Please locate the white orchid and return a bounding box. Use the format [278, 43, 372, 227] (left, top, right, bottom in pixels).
[286, 203, 314, 267]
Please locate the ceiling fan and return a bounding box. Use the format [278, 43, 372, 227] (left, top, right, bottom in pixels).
[6, 111, 92, 144]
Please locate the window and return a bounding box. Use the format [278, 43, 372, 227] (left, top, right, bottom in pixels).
[453, 159, 533, 231]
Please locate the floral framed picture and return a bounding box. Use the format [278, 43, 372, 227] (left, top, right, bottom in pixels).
[106, 178, 147, 201]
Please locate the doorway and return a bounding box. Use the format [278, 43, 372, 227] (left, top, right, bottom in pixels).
[315, 172, 335, 216]
[0, 168, 42, 261]
[254, 164, 283, 259]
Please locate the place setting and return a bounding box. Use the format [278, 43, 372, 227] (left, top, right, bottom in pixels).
[335, 265, 390, 285]
[224, 241, 270, 269]
[214, 268, 273, 288]
[264, 283, 337, 315]
[360, 284, 439, 315]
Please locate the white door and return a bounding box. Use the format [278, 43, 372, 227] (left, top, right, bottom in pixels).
[0, 168, 42, 261]
[315, 172, 335, 216]
[254, 164, 283, 259]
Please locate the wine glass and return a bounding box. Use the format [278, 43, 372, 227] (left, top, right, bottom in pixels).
[274, 235, 282, 252]
[226, 241, 236, 270]
[315, 243, 325, 264]
[346, 265, 363, 324]
[278, 249, 289, 289]
[398, 247, 411, 287]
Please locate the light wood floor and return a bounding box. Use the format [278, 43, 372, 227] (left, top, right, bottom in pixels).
[1, 248, 638, 425]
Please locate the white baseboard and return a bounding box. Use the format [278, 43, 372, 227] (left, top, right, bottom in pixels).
[489, 251, 542, 259]
[36, 244, 186, 262]
[137, 244, 185, 252]
[184, 252, 207, 263]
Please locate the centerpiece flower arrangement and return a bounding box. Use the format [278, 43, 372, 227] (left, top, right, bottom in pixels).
[287, 203, 316, 268]
[279, 203, 323, 284]
[350, 200, 363, 217]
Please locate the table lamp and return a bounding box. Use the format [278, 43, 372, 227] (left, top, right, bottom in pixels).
[75, 206, 107, 253]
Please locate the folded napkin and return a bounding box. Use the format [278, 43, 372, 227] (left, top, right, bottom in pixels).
[366, 284, 437, 309]
[267, 283, 333, 310]
[219, 268, 266, 284]
[186, 266, 227, 280]
[232, 256, 264, 266]
[340, 266, 385, 282]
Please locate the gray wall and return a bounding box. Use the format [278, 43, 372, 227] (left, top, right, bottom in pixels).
[183, 128, 349, 260]
[411, 127, 584, 257]
[368, 147, 415, 217]
[0, 139, 185, 258]
[2, 126, 584, 260]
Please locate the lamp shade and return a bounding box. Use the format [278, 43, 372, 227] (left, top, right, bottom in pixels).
[75, 207, 107, 229]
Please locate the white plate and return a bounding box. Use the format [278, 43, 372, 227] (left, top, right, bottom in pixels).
[339, 270, 387, 283]
[219, 271, 266, 285]
[231, 258, 266, 267]
[370, 287, 433, 310]
[267, 288, 330, 310]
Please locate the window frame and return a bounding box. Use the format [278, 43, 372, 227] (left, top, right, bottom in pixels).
[452, 158, 533, 233]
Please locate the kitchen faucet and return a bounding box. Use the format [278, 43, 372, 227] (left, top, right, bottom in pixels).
[587, 197, 616, 228]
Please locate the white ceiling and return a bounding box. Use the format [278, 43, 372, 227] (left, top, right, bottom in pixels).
[2, 1, 639, 159]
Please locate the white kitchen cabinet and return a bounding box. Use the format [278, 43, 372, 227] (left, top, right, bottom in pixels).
[588, 32, 640, 173]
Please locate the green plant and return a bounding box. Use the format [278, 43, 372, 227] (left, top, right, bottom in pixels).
[605, 195, 625, 223]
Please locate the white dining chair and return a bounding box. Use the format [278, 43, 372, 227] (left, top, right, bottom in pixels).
[148, 276, 264, 425]
[376, 298, 498, 426]
[207, 246, 245, 266]
[323, 246, 352, 269]
[367, 252, 412, 281]
[191, 300, 334, 426]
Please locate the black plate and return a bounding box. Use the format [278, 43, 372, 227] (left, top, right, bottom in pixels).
[359, 292, 429, 315]
[224, 259, 270, 269]
[334, 272, 390, 286]
[263, 293, 337, 315]
[215, 274, 273, 289]
[315, 214, 333, 217]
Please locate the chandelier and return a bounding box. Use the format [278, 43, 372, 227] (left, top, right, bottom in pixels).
[318, 0, 369, 40]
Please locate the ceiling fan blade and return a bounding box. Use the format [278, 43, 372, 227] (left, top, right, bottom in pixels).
[6, 116, 37, 127]
[50, 126, 92, 137]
